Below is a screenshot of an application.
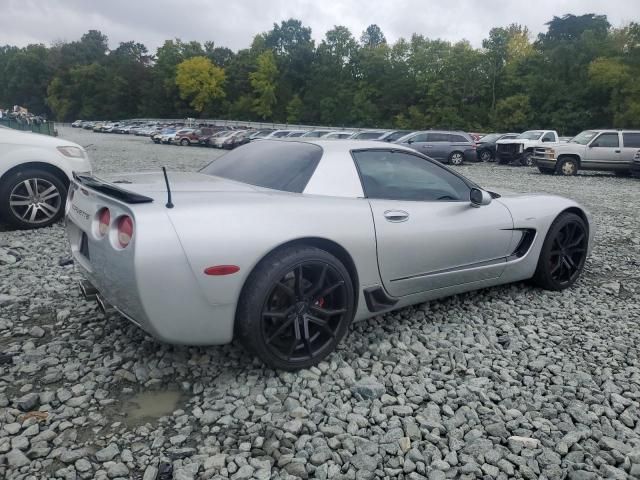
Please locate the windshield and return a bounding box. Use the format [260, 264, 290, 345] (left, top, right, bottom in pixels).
[478, 133, 501, 143]
[516, 131, 543, 140]
[570, 130, 598, 145]
[201, 141, 323, 193]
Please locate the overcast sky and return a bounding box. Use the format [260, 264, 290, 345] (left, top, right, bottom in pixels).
[1, 0, 638, 52]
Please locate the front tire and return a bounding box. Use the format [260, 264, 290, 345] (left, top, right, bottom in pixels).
[557, 157, 579, 176]
[521, 152, 534, 167]
[448, 151, 464, 165]
[0, 169, 67, 229]
[236, 246, 355, 370]
[180, 138, 189, 146]
[479, 149, 493, 162]
[532, 213, 588, 291]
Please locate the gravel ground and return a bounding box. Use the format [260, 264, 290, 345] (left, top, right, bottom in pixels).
[1, 126, 639, 480]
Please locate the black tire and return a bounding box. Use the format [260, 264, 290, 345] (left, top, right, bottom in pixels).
[180, 138, 189, 146]
[448, 151, 464, 165]
[521, 152, 534, 167]
[236, 246, 355, 370]
[0, 169, 67, 229]
[479, 149, 493, 162]
[557, 157, 579, 176]
[538, 167, 554, 175]
[532, 213, 588, 291]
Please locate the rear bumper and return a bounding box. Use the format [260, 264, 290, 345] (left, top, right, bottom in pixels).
[65, 208, 236, 346]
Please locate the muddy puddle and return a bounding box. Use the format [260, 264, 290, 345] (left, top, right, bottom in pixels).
[122, 389, 184, 427]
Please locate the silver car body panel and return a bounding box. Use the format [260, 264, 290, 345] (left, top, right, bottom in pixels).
[66, 140, 593, 346]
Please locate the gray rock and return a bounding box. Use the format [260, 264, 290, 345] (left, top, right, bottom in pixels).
[107, 462, 129, 478]
[142, 465, 158, 480]
[351, 454, 377, 471]
[15, 392, 40, 411]
[95, 443, 120, 462]
[351, 377, 386, 399]
[75, 458, 92, 472]
[7, 448, 30, 467]
[204, 454, 226, 470]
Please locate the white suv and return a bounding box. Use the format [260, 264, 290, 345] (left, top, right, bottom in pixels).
[0, 127, 92, 228]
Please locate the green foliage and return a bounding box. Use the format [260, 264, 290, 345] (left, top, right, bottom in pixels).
[286, 94, 303, 123]
[250, 50, 278, 120]
[175, 56, 225, 113]
[2, 14, 639, 133]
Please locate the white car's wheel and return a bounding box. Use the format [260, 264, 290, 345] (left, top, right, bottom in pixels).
[0, 169, 67, 229]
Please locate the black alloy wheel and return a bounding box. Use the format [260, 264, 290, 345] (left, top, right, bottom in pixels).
[236, 246, 354, 370]
[479, 149, 493, 162]
[532, 213, 588, 290]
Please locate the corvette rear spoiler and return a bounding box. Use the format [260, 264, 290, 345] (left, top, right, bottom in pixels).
[73, 173, 153, 204]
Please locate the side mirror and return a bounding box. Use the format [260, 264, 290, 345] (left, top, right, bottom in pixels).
[470, 188, 492, 207]
[407, 139, 413, 144]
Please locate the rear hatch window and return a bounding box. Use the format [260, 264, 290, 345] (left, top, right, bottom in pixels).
[200, 141, 323, 193]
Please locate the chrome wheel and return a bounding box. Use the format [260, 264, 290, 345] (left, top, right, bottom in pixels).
[261, 261, 349, 364]
[479, 150, 492, 162]
[548, 220, 588, 286]
[559, 159, 578, 176]
[9, 178, 62, 225]
[449, 152, 464, 165]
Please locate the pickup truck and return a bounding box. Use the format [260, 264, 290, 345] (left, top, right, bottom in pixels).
[496, 130, 559, 166]
[533, 129, 640, 176]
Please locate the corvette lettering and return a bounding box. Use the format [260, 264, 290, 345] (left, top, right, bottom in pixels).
[72, 204, 90, 221]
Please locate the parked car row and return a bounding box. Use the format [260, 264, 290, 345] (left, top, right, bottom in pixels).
[71, 119, 640, 174]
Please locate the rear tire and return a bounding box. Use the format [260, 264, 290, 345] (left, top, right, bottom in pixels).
[236, 246, 355, 370]
[0, 169, 67, 229]
[532, 213, 588, 291]
[448, 151, 464, 165]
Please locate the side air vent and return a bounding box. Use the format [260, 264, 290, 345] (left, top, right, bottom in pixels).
[511, 229, 536, 258]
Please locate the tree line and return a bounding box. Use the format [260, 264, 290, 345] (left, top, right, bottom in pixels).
[0, 14, 638, 134]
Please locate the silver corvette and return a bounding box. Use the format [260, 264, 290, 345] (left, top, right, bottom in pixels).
[65, 140, 594, 370]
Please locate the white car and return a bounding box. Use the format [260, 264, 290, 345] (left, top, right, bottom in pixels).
[0, 127, 92, 228]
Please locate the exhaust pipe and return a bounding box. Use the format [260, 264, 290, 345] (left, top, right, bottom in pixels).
[95, 294, 115, 315]
[79, 280, 98, 299]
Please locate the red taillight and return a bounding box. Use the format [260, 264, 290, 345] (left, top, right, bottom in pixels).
[98, 208, 110, 237]
[204, 265, 240, 276]
[117, 216, 133, 248]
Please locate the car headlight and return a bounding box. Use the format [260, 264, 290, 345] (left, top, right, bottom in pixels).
[57, 146, 86, 158]
[518, 144, 524, 153]
[548, 148, 555, 159]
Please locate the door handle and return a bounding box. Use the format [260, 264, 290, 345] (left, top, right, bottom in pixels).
[383, 210, 409, 222]
[615, 149, 621, 153]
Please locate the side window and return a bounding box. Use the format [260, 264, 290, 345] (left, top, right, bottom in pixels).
[429, 133, 449, 142]
[591, 133, 619, 148]
[409, 133, 429, 143]
[449, 134, 468, 143]
[622, 133, 640, 148]
[353, 150, 470, 202]
[541, 132, 555, 142]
